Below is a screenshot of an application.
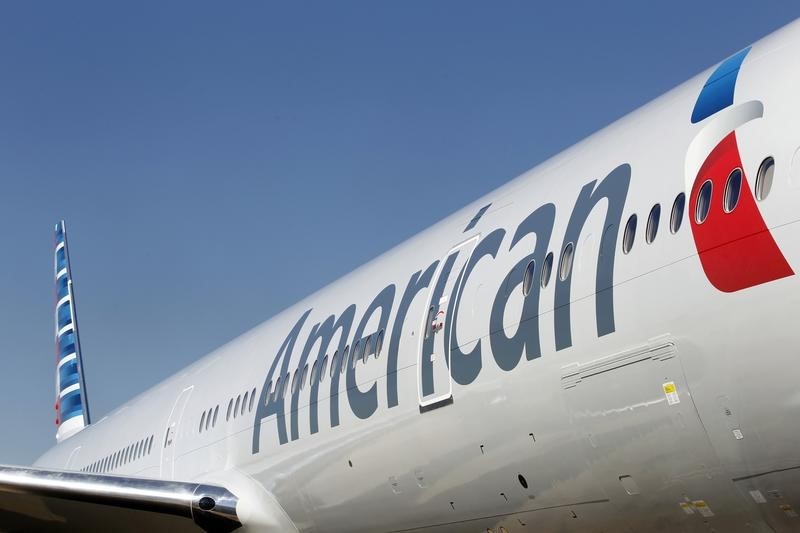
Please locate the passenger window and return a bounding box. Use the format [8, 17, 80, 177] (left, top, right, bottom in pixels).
[362, 335, 372, 364]
[351, 341, 360, 369]
[271, 378, 280, 402]
[670, 193, 685, 234]
[375, 330, 385, 359]
[331, 350, 339, 377]
[310, 361, 318, 385]
[321, 355, 329, 378]
[199, 411, 206, 432]
[522, 259, 536, 296]
[300, 364, 308, 390]
[341, 346, 349, 374]
[622, 214, 637, 254]
[249, 388, 256, 411]
[267, 381, 275, 402]
[242, 391, 249, 415]
[213, 405, 219, 426]
[558, 243, 574, 281]
[696, 180, 712, 223]
[205, 409, 212, 431]
[646, 204, 660, 244]
[724, 168, 742, 212]
[755, 156, 774, 201]
[281, 375, 290, 398]
[540, 252, 553, 288]
[234, 395, 241, 418]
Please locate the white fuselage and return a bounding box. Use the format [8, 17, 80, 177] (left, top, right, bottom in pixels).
[34, 19, 800, 533]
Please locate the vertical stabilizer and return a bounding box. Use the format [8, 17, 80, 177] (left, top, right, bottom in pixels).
[54, 221, 91, 442]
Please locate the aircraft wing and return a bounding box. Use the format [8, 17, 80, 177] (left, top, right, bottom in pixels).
[0, 465, 241, 533]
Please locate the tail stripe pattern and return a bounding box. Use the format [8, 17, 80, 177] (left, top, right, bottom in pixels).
[54, 221, 90, 441]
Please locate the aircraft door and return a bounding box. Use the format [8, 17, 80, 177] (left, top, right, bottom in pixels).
[160, 385, 193, 479]
[418, 236, 479, 411]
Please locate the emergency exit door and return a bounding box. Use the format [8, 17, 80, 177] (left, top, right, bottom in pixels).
[418, 236, 479, 411]
[160, 385, 193, 479]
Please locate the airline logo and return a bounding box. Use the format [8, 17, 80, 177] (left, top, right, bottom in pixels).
[251, 164, 632, 452]
[688, 47, 794, 291]
[249, 47, 795, 452]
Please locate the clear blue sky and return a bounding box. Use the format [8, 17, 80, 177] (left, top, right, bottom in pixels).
[1, 2, 797, 465]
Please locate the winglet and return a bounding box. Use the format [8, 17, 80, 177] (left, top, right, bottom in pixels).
[54, 221, 91, 442]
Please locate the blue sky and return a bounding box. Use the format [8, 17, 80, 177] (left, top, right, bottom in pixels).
[1, 2, 798, 464]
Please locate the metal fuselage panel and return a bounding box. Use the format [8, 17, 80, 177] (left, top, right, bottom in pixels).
[33, 19, 800, 533]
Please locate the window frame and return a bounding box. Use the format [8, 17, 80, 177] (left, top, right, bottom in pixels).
[622, 214, 637, 254]
[755, 156, 775, 201]
[646, 204, 661, 244]
[695, 180, 713, 224]
[723, 168, 742, 213]
[670, 193, 685, 234]
[540, 252, 553, 288]
[558, 243, 574, 281]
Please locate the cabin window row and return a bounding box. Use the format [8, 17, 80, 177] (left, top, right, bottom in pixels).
[523, 156, 777, 283]
[519, 192, 681, 287]
[199, 403, 218, 432]
[80, 434, 155, 474]
[200, 387, 260, 433]
[223, 387, 258, 425]
[263, 329, 386, 405]
[696, 156, 774, 224]
[621, 194, 682, 255]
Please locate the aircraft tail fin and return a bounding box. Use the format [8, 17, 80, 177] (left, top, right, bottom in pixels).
[54, 220, 91, 442]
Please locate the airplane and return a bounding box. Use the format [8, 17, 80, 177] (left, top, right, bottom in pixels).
[1, 16, 800, 533]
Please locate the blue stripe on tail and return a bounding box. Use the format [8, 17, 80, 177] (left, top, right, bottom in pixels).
[691, 47, 751, 124]
[54, 220, 91, 441]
